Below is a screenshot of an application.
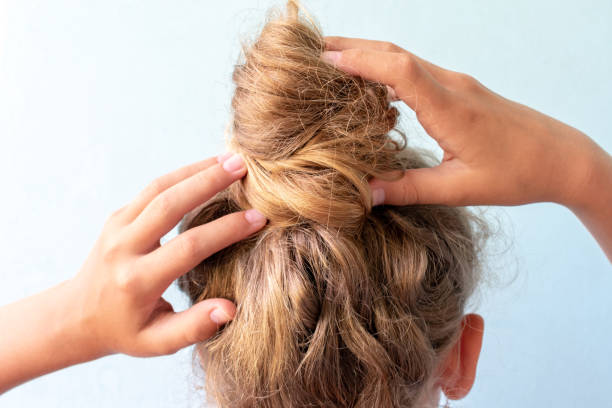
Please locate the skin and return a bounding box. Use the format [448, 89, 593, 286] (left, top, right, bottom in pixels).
[437, 314, 485, 402]
[321, 35, 612, 403]
[323, 36, 612, 263]
[1, 36, 610, 402]
[0, 152, 267, 394]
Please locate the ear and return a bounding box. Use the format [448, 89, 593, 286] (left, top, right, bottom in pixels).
[438, 313, 485, 400]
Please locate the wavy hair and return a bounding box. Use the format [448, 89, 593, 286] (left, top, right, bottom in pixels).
[178, 1, 489, 406]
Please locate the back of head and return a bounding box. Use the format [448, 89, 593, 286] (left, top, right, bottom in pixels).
[179, 1, 487, 406]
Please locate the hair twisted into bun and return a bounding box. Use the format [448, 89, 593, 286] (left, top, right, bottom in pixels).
[178, 2, 489, 407]
[227, 3, 405, 232]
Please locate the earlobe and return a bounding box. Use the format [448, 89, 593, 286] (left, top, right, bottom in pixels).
[440, 313, 485, 400]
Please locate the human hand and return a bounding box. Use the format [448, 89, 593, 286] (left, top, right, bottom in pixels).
[69, 153, 266, 357]
[322, 37, 603, 209]
[0, 153, 268, 393]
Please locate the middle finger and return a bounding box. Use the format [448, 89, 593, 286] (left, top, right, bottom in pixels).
[135, 208, 266, 298]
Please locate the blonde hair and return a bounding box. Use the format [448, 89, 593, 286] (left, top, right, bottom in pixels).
[178, 1, 488, 406]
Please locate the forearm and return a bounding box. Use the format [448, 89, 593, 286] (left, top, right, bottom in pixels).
[0, 279, 107, 394]
[562, 135, 612, 263]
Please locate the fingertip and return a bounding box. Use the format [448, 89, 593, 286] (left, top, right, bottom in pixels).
[323, 36, 341, 50]
[210, 307, 234, 325]
[370, 175, 416, 206]
[244, 208, 267, 228]
[189, 298, 237, 345]
[221, 153, 246, 174]
[372, 188, 386, 206]
[196, 297, 235, 325]
[386, 85, 398, 102]
[244, 208, 266, 224]
[369, 178, 387, 206]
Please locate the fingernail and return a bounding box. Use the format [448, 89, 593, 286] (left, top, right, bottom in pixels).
[321, 50, 341, 66]
[222, 153, 245, 173]
[386, 85, 398, 102]
[244, 208, 267, 225]
[217, 151, 233, 163]
[210, 308, 233, 325]
[372, 188, 385, 206]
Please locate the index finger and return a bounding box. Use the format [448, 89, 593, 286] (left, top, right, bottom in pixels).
[324, 36, 455, 84]
[125, 153, 247, 252]
[321, 47, 443, 115]
[120, 155, 224, 224]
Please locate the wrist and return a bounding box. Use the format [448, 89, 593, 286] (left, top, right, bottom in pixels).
[559, 138, 612, 214]
[556, 136, 612, 262]
[550, 129, 610, 211]
[0, 279, 110, 393]
[54, 279, 111, 363]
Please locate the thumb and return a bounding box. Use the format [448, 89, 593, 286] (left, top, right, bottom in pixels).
[370, 163, 468, 206]
[140, 298, 236, 356]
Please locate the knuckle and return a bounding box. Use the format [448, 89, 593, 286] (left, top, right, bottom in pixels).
[156, 339, 180, 356]
[183, 321, 216, 346]
[151, 193, 174, 216]
[166, 344, 181, 355]
[114, 265, 139, 292]
[400, 179, 418, 204]
[343, 47, 364, 63]
[196, 167, 224, 188]
[102, 241, 123, 265]
[109, 206, 125, 220]
[381, 41, 402, 53]
[136, 337, 173, 356]
[453, 72, 480, 91]
[182, 329, 200, 347]
[104, 206, 127, 229]
[189, 167, 228, 198]
[396, 54, 419, 78]
[177, 233, 200, 260]
[146, 177, 166, 197]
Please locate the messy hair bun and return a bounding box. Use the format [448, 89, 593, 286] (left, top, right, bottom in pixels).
[228, 2, 405, 232]
[178, 1, 488, 407]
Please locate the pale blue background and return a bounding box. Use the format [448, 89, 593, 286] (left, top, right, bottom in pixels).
[1, 1, 611, 407]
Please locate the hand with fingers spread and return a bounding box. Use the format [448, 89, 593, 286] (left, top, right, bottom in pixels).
[0, 152, 267, 393]
[322, 36, 612, 261]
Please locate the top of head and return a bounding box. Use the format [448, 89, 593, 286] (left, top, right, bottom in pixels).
[177, 3, 489, 406]
[228, 0, 404, 231]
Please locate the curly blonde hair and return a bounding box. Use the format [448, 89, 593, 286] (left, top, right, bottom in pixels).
[178, 1, 488, 406]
